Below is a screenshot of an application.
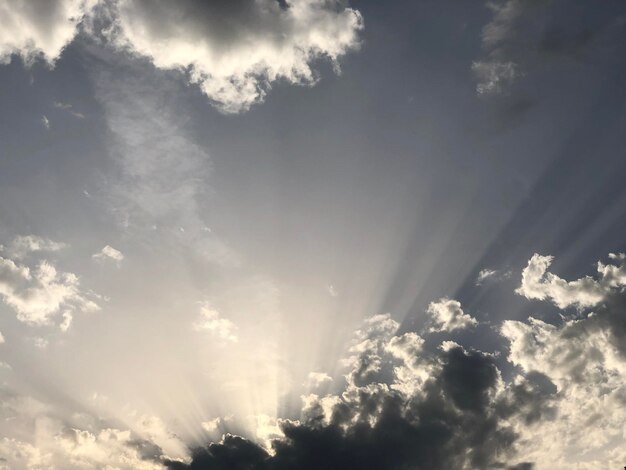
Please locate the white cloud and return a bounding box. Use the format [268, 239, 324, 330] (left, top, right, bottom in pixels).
[60, 310, 73, 332]
[305, 371, 332, 389]
[193, 302, 238, 343]
[472, 60, 518, 95]
[516, 253, 626, 309]
[0, 254, 99, 325]
[502, 314, 626, 469]
[0, 330, 4, 344]
[109, 0, 363, 113]
[92, 245, 124, 264]
[0, 0, 95, 65]
[53, 101, 86, 119]
[426, 298, 478, 332]
[4, 235, 66, 259]
[41, 114, 51, 129]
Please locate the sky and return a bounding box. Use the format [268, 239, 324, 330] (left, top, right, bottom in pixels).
[0, 0, 626, 469]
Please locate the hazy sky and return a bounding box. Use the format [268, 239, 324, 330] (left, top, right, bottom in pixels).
[1, 1, 626, 469]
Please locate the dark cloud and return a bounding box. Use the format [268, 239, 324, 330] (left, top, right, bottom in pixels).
[165, 341, 551, 470]
[474, 0, 626, 94]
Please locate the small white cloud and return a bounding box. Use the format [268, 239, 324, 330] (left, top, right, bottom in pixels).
[92, 245, 124, 265]
[53, 101, 85, 119]
[0, 330, 4, 344]
[201, 416, 232, 434]
[4, 235, 66, 259]
[306, 372, 333, 389]
[426, 298, 478, 332]
[475, 268, 511, 286]
[476, 268, 498, 285]
[193, 302, 238, 343]
[327, 284, 338, 297]
[0, 255, 99, 325]
[60, 310, 73, 332]
[516, 253, 626, 309]
[41, 115, 50, 129]
[32, 337, 49, 349]
[472, 60, 518, 95]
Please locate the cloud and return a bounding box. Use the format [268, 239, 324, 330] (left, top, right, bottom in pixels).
[0, 330, 4, 344]
[2, 235, 67, 260]
[516, 253, 626, 309]
[166, 313, 546, 470]
[193, 302, 238, 343]
[305, 372, 332, 390]
[472, 60, 518, 95]
[326, 284, 338, 297]
[53, 101, 86, 119]
[0, 420, 168, 470]
[107, 0, 363, 113]
[0, 0, 95, 65]
[41, 114, 51, 129]
[0, 245, 99, 326]
[476, 267, 511, 285]
[426, 298, 478, 332]
[473, 0, 626, 95]
[92, 245, 125, 264]
[501, 310, 626, 467]
[164, 252, 626, 469]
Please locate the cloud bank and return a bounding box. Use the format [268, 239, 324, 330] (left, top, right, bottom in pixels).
[159, 251, 626, 470]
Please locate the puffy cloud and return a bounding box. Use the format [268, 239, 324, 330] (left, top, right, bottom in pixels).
[502, 309, 626, 467]
[108, 0, 363, 113]
[166, 313, 548, 470]
[0, 386, 188, 469]
[426, 298, 478, 332]
[516, 253, 626, 309]
[164, 254, 626, 469]
[0, 245, 99, 325]
[0, 423, 167, 470]
[92, 245, 125, 264]
[193, 302, 238, 343]
[305, 372, 333, 390]
[0, 0, 95, 65]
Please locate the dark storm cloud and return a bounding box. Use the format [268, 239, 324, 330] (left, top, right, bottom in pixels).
[165, 343, 551, 470]
[164, 251, 626, 469]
